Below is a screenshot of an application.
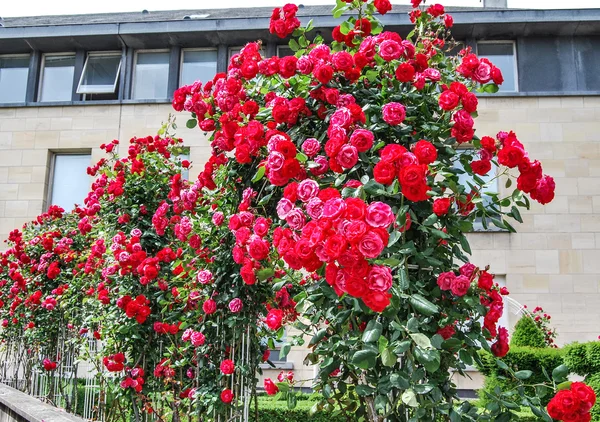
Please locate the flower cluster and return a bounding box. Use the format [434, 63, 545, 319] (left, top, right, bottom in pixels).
[269, 4, 300, 39]
[547, 382, 597, 422]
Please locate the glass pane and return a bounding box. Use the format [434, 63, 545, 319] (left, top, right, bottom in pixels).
[0, 56, 29, 103]
[477, 42, 516, 92]
[50, 155, 91, 211]
[181, 50, 217, 86]
[133, 52, 169, 99]
[80, 54, 121, 91]
[455, 150, 498, 207]
[277, 46, 294, 58]
[40, 55, 75, 102]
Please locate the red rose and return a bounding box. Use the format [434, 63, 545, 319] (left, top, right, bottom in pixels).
[395, 62, 416, 82]
[470, 159, 492, 176]
[47, 262, 61, 280]
[571, 382, 596, 412]
[240, 264, 256, 285]
[427, 4, 445, 17]
[480, 136, 497, 153]
[531, 175, 555, 205]
[497, 145, 525, 168]
[363, 290, 391, 312]
[332, 26, 345, 43]
[461, 92, 478, 113]
[491, 327, 510, 357]
[314, 64, 334, 84]
[344, 197, 367, 220]
[266, 308, 284, 330]
[373, 159, 397, 185]
[374, 0, 392, 15]
[437, 325, 455, 340]
[220, 359, 235, 375]
[336, 144, 359, 169]
[220, 389, 234, 404]
[332, 51, 354, 71]
[324, 235, 348, 260]
[279, 56, 297, 78]
[437, 272, 455, 290]
[492, 66, 504, 85]
[248, 238, 270, 261]
[349, 129, 374, 153]
[550, 390, 580, 415]
[399, 164, 426, 187]
[478, 271, 494, 291]
[402, 183, 429, 202]
[357, 231, 385, 259]
[264, 378, 279, 395]
[413, 140, 437, 164]
[444, 14, 454, 28]
[202, 299, 217, 314]
[433, 198, 451, 216]
[439, 90, 460, 111]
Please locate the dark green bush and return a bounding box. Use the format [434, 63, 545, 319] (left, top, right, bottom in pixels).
[477, 346, 563, 406]
[563, 342, 600, 377]
[510, 316, 546, 349]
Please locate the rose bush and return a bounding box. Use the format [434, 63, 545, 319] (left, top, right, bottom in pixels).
[0, 0, 594, 421]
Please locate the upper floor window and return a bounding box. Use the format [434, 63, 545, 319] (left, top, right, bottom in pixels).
[132, 51, 169, 100]
[180, 49, 218, 87]
[277, 45, 294, 58]
[77, 52, 122, 100]
[0, 55, 30, 103]
[48, 153, 91, 211]
[39, 54, 75, 102]
[476, 41, 517, 92]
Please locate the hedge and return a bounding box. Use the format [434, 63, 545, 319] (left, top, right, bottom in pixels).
[477, 346, 564, 405]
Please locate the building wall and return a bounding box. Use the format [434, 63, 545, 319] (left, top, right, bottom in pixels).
[0, 95, 599, 388]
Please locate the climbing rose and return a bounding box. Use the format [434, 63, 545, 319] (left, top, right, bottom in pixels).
[381, 102, 406, 125]
[220, 389, 234, 404]
[264, 378, 279, 395]
[220, 359, 235, 375]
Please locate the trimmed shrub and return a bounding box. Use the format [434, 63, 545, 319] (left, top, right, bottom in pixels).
[477, 346, 563, 405]
[510, 316, 546, 349]
[563, 342, 600, 377]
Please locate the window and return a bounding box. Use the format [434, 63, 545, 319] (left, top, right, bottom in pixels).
[132, 51, 170, 100]
[454, 150, 498, 208]
[477, 42, 517, 92]
[49, 154, 91, 211]
[39, 54, 75, 102]
[180, 49, 217, 87]
[176, 151, 190, 181]
[0, 55, 29, 103]
[77, 52, 122, 99]
[277, 46, 294, 58]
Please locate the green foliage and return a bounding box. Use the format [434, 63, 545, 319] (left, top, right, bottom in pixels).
[585, 372, 600, 422]
[477, 347, 563, 406]
[510, 316, 546, 349]
[563, 342, 600, 377]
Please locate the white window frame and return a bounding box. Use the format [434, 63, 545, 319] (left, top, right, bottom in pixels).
[46, 151, 91, 212]
[179, 48, 218, 86]
[38, 52, 76, 102]
[0, 54, 30, 103]
[76, 51, 122, 95]
[131, 49, 170, 100]
[476, 40, 519, 92]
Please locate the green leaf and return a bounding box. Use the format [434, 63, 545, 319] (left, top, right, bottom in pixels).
[483, 83, 500, 93]
[552, 364, 569, 382]
[398, 267, 409, 291]
[514, 370, 533, 380]
[256, 267, 274, 281]
[351, 349, 377, 369]
[387, 230, 401, 248]
[288, 39, 300, 52]
[381, 348, 397, 367]
[277, 382, 290, 392]
[557, 381, 573, 391]
[410, 294, 439, 316]
[252, 165, 266, 183]
[362, 320, 383, 343]
[459, 349, 473, 366]
[410, 333, 432, 349]
[401, 389, 418, 407]
[309, 328, 327, 346]
[355, 384, 376, 396]
[422, 213, 438, 226]
[459, 235, 472, 255]
[186, 119, 197, 129]
[390, 373, 410, 389]
[280, 343, 291, 359]
[296, 152, 308, 162]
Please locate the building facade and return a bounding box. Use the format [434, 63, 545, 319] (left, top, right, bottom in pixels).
[0, 5, 599, 392]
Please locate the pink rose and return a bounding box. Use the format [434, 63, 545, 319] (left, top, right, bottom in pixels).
[265, 309, 284, 330]
[190, 331, 206, 347]
[253, 217, 271, 237]
[422, 68, 441, 81]
[459, 263, 476, 279]
[305, 197, 324, 219]
[358, 232, 385, 259]
[330, 108, 352, 128]
[367, 265, 393, 292]
[322, 198, 347, 219]
[302, 138, 321, 157]
[196, 270, 213, 285]
[182, 328, 194, 342]
[276, 198, 294, 219]
[339, 219, 367, 244]
[336, 144, 359, 169]
[437, 272, 455, 290]
[285, 208, 306, 230]
[268, 151, 285, 171]
[382, 102, 406, 125]
[451, 275, 471, 296]
[310, 155, 329, 176]
[229, 298, 243, 313]
[296, 56, 314, 74]
[212, 212, 224, 226]
[378, 40, 403, 61]
[473, 62, 492, 83]
[365, 201, 394, 228]
[297, 179, 320, 202]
